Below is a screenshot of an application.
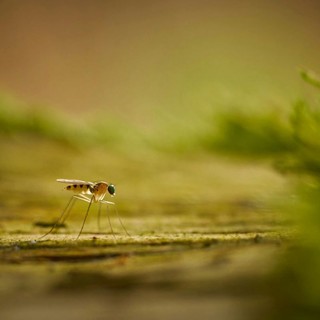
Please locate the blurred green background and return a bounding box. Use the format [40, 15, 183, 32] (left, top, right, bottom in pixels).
[1, 1, 320, 320]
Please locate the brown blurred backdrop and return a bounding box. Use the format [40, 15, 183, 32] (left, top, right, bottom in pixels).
[0, 0, 320, 120]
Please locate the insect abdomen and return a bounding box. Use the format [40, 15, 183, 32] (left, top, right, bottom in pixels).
[65, 184, 91, 193]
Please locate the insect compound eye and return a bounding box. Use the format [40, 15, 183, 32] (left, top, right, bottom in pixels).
[108, 184, 116, 196]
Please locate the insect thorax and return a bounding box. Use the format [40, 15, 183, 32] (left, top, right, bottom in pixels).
[92, 182, 108, 201]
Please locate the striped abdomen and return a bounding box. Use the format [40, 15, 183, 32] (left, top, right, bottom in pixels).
[65, 184, 93, 194]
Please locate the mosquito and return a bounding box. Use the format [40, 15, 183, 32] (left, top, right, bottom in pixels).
[39, 179, 130, 240]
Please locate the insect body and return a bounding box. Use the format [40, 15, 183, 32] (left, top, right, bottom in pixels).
[61, 179, 116, 202]
[40, 179, 129, 240]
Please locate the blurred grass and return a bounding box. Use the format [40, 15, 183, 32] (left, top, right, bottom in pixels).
[0, 95, 130, 149]
[271, 71, 320, 320]
[202, 110, 294, 156]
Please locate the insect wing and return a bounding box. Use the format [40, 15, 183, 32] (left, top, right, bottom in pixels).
[57, 179, 94, 195]
[56, 179, 94, 186]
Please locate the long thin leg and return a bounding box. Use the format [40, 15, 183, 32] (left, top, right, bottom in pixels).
[60, 197, 76, 224]
[39, 194, 93, 240]
[73, 194, 92, 203]
[100, 200, 115, 238]
[101, 201, 131, 237]
[115, 206, 131, 237]
[106, 204, 116, 241]
[101, 200, 115, 205]
[76, 195, 94, 240]
[97, 202, 102, 232]
[39, 196, 76, 240]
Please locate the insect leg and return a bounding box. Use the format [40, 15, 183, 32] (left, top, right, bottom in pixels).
[115, 205, 131, 237]
[76, 195, 94, 240]
[106, 204, 116, 241]
[97, 202, 102, 232]
[100, 200, 115, 205]
[60, 194, 92, 225]
[101, 200, 131, 237]
[39, 195, 76, 239]
[60, 197, 77, 224]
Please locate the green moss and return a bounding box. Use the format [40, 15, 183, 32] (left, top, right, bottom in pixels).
[202, 110, 294, 156]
